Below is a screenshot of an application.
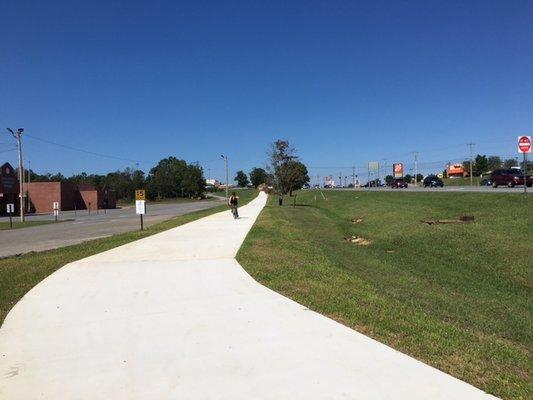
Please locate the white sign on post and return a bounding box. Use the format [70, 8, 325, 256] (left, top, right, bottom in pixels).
[518, 136, 531, 154]
[6, 203, 14, 213]
[53, 202, 59, 210]
[136, 200, 146, 215]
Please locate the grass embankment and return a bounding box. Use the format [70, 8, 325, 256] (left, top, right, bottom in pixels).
[442, 177, 482, 186]
[237, 190, 532, 400]
[0, 220, 58, 230]
[0, 190, 257, 326]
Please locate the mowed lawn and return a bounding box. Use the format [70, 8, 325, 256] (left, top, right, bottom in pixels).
[0, 190, 257, 326]
[237, 190, 532, 400]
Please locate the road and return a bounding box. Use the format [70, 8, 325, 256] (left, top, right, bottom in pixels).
[334, 185, 529, 193]
[0, 199, 223, 258]
[0, 192, 496, 399]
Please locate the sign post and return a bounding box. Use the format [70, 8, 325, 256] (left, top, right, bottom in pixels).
[518, 135, 531, 197]
[135, 190, 146, 230]
[6, 203, 14, 229]
[53, 202, 59, 222]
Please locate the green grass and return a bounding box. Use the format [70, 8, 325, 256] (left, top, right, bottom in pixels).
[443, 176, 482, 186]
[0, 190, 257, 326]
[0, 220, 60, 230]
[237, 190, 532, 400]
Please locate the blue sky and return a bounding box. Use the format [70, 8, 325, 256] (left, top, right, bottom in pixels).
[2, 0, 532, 182]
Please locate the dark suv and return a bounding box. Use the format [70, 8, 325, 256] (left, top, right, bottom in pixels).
[389, 178, 408, 188]
[423, 175, 444, 188]
[490, 169, 532, 188]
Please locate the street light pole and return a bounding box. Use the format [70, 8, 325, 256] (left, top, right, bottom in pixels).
[413, 152, 419, 186]
[467, 143, 475, 186]
[221, 155, 229, 200]
[7, 128, 25, 222]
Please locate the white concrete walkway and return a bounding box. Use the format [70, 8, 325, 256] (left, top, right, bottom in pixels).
[0, 192, 498, 399]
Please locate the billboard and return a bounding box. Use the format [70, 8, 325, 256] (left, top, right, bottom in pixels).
[447, 163, 464, 177]
[368, 161, 379, 171]
[393, 163, 404, 178]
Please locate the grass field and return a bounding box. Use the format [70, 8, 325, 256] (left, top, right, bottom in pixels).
[0, 220, 59, 230]
[0, 190, 256, 326]
[237, 190, 532, 400]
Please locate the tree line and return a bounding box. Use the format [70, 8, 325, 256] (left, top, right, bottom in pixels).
[27, 156, 206, 201]
[456, 155, 532, 177]
[233, 140, 310, 195]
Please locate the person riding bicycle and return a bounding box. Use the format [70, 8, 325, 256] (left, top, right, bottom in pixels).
[229, 192, 239, 219]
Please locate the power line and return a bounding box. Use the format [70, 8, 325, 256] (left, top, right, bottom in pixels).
[25, 133, 147, 164]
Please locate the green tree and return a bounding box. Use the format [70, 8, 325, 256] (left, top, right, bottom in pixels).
[487, 156, 502, 172]
[145, 157, 204, 199]
[385, 175, 394, 184]
[234, 170, 249, 187]
[249, 167, 268, 187]
[404, 174, 412, 183]
[278, 160, 310, 196]
[503, 158, 518, 169]
[473, 154, 488, 176]
[268, 140, 310, 195]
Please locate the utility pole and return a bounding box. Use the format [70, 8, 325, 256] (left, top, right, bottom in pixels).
[352, 166, 356, 188]
[339, 172, 342, 188]
[221, 155, 229, 199]
[7, 128, 25, 222]
[413, 152, 419, 186]
[467, 143, 475, 186]
[27, 160, 31, 212]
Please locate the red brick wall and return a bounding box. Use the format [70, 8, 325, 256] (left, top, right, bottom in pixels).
[79, 190, 99, 211]
[27, 182, 62, 213]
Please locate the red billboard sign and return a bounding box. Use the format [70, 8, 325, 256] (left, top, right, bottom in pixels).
[393, 163, 404, 178]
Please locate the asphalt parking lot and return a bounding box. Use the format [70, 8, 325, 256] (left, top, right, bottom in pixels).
[0, 199, 224, 258]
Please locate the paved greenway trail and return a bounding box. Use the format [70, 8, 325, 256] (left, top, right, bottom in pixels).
[0, 192, 497, 400]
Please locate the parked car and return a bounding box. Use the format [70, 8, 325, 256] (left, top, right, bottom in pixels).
[423, 175, 444, 188]
[389, 178, 408, 188]
[490, 169, 533, 188]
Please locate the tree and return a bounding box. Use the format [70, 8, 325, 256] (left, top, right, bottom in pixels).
[487, 156, 502, 172]
[462, 160, 471, 177]
[503, 158, 518, 168]
[145, 157, 205, 199]
[268, 140, 309, 195]
[249, 167, 268, 187]
[473, 154, 488, 176]
[404, 174, 412, 183]
[416, 173, 424, 182]
[234, 170, 249, 187]
[279, 160, 309, 195]
[385, 175, 394, 184]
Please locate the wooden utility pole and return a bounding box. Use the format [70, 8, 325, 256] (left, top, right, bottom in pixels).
[7, 128, 25, 222]
[467, 143, 475, 186]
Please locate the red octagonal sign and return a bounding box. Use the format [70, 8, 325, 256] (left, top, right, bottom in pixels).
[518, 135, 531, 154]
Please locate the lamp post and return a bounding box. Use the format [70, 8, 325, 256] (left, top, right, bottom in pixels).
[221, 155, 228, 200]
[7, 128, 25, 222]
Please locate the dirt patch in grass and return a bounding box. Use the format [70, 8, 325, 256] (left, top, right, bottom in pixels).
[345, 235, 372, 246]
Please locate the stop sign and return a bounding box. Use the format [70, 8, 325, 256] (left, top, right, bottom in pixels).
[518, 136, 531, 153]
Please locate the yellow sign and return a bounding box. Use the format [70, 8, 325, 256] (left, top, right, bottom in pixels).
[135, 190, 146, 201]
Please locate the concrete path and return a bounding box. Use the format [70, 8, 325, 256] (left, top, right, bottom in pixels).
[0, 192, 498, 399]
[0, 199, 223, 258]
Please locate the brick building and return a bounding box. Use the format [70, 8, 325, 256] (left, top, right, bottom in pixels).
[27, 182, 116, 213]
[0, 162, 116, 214]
